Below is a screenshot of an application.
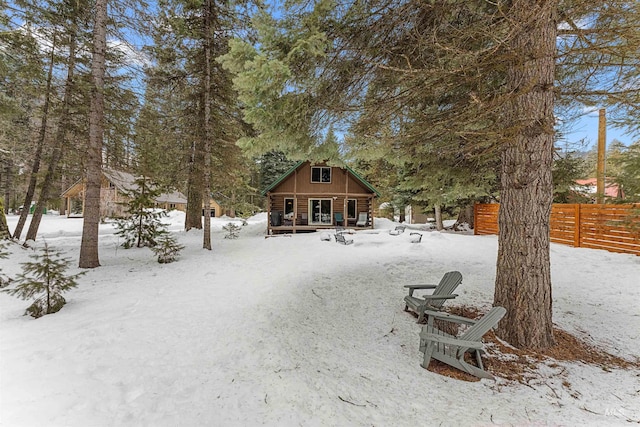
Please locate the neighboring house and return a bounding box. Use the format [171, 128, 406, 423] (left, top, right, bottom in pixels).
[202, 198, 224, 218]
[574, 178, 625, 201]
[262, 161, 379, 234]
[61, 169, 189, 218]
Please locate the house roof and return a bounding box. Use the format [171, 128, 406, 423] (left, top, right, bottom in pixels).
[155, 191, 188, 204]
[103, 169, 137, 192]
[61, 168, 188, 204]
[261, 161, 380, 197]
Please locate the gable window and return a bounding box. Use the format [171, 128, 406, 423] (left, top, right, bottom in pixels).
[347, 199, 357, 220]
[309, 199, 332, 224]
[311, 166, 331, 183]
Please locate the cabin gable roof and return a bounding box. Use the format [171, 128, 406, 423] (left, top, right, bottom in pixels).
[261, 161, 379, 197]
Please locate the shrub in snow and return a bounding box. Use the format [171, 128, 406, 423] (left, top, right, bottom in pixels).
[223, 222, 241, 239]
[151, 234, 184, 264]
[319, 232, 331, 241]
[3, 242, 84, 318]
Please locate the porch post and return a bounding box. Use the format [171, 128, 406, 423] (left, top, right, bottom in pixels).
[266, 192, 271, 235]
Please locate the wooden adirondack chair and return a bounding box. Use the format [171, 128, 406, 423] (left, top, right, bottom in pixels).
[334, 232, 353, 245]
[419, 306, 507, 379]
[403, 271, 462, 323]
[389, 225, 406, 235]
[355, 212, 368, 227]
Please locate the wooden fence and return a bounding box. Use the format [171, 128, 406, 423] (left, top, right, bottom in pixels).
[474, 203, 640, 256]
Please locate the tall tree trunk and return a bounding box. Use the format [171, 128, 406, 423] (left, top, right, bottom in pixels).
[26, 31, 77, 243]
[494, 0, 557, 350]
[185, 140, 203, 231]
[454, 204, 474, 230]
[79, 0, 107, 268]
[3, 160, 13, 214]
[201, 0, 213, 250]
[434, 204, 443, 230]
[13, 37, 56, 241]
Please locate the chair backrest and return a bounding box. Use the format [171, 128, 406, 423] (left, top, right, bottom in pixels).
[356, 212, 368, 225]
[335, 212, 344, 222]
[301, 213, 307, 220]
[460, 306, 506, 343]
[430, 271, 463, 309]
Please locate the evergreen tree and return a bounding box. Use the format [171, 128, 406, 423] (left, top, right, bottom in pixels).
[611, 141, 640, 202]
[552, 149, 589, 203]
[222, 222, 241, 239]
[0, 239, 10, 287]
[145, 0, 252, 244]
[150, 234, 184, 263]
[3, 242, 84, 318]
[258, 151, 297, 191]
[115, 176, 168, 248]
[0, 199, 10, 239]
[79, 0, 108, 268]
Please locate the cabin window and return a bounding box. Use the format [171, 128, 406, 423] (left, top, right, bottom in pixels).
[347, 199, 357, 220]
[284, 198, 294, 220]
[309, 199, 332, 224]
[311, 167, 331, 183]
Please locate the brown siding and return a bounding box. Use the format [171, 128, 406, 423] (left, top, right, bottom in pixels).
[272, 163, 372, 196]
[266, 162, 377, 233]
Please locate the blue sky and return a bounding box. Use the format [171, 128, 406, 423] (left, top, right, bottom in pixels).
[561, 110, 637, 150]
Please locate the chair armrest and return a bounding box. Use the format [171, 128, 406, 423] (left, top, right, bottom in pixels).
[419, 332, 484, 350]
[423, 310, 477, 326]
[403, 284, 436, 289]
[420, 293, 458, 300]
[403, 284, 436, 297]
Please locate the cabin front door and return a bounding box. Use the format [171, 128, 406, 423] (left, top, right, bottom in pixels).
[309, 199, 332, 225]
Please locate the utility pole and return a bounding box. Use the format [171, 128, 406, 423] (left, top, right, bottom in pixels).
[596, 108, 606, 204]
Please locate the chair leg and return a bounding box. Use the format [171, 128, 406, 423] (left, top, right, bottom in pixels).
[474, 349, 484, 371]
[421, 342, 435, 369]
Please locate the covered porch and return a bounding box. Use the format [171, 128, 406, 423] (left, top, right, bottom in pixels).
[266, 192, 375, 235]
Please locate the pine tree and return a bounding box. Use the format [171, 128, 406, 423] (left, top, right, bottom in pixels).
[258, 151, 297, 191]
[79, 0, 108, 269]
[114, 176, 167, 248]
[150, 234, 184, 264]
[0, 199, 10, 239]
[552, 149, 589, 203]
[612, 141, 640, 202]
[0, 239, 10, 287]
[222, 222, 241, 239]
[3, 242, 84, 318]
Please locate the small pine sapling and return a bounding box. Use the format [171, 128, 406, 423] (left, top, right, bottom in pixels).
[151, 233, 184, 264]
[223, 222, 241, 239]
[114, 176, 168, 248]
[3, 242, 84, 318]
[0, 240, 10, 288]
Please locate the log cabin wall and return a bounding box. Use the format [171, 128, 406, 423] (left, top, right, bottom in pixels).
[265, 162, 377, 233]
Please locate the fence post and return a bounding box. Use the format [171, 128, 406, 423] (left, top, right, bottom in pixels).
[574, 204, 581, 248]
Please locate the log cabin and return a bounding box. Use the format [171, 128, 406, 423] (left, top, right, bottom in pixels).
[262, 161, 379, 234]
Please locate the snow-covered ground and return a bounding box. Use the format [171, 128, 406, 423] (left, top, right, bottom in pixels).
[1, 212, 639, 426]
